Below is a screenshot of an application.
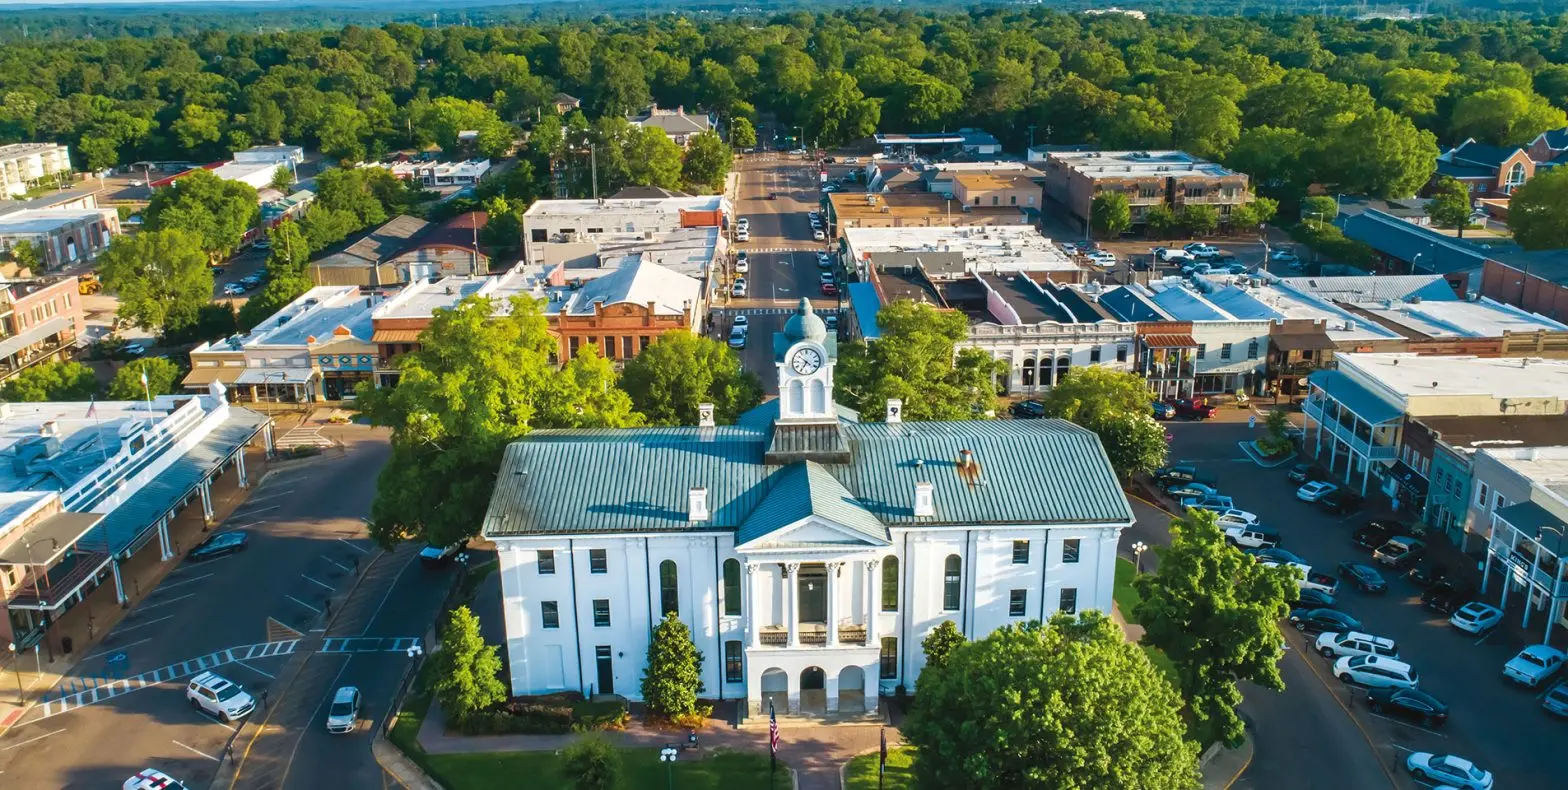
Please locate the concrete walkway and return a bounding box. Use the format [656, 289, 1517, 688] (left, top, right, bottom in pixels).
[417, 697, 898, 790]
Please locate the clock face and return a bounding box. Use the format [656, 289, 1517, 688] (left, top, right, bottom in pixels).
[790, 347, 823, 375]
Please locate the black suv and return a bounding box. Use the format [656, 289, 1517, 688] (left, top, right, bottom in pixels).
[1010, 400, 1046, 419]
[1352, 520, 1405, 551]
[1320, 490, 1364, 515]
[1420, 579, 1477, 614]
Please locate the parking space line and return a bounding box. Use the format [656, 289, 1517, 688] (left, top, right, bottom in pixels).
[154, 573, 214, 592]
[1, 728, 64, 751]
[173, 739, 220, 761]
[232, 660, 275, 680]
[286, 594, 322, 613]
[1473, 631, 1493, 646]
[301, 574, 335, 592]
[136, 592, 195, 612]
[323, 556, 353, 573]
[82, 637, 152, 661]
[228, 504, 278, 520]
[239, 489, 294, 504]
[1366, 711, 1446, 737]
[338, 538, 369, 554]
[113, 614, 175, 634]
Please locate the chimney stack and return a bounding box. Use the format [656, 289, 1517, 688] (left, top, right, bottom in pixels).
[698, 403, 715, 427]
[688, 487, 709, 522]
[886, 399, 903, 423]
[913, 481, 935, 517]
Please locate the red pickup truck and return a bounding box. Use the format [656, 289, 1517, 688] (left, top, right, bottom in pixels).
[1169, 398, 1218, 420]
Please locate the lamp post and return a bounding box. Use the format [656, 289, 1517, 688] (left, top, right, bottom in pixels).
[660, 745, 679, 790]
[1132, 541, 1148, 575]
[5, 642, 22, 704]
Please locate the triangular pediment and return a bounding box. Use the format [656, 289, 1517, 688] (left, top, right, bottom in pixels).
[735, 462, 890, 551]
[736, 515, 890, 552]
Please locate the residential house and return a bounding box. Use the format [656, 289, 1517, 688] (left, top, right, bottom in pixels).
[552, 93, 582, 115]
[628, 104, 715, 148]
[482, 300, 1134, 712]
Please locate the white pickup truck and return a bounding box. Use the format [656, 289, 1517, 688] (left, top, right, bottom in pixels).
[1224, 525, 1280, 549]
[1262, 561, 1339, 595]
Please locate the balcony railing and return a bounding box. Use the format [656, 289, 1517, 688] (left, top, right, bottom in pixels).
[756, 623, 868, 647]
[1176, 193, 1246, 205]
[1303, 399, 1397, 460]
[7, 549, 111, 609]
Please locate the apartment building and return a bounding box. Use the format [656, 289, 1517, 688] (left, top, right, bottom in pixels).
[0, 144, 72, 199]
[521, 196, 729, 267]
[1032, 149, 1250, 231]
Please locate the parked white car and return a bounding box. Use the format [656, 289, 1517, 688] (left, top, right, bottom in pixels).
[736, 228, 750, 242]
[326, 686, 361, 734]
[1223, 525, 1280, 549]
[1210, 508, 1261, 527]
[735, 258, 750, 273]
[813, 229, 826, 241]
[1502, 644, 1566, 687]
[1404, 752, 1493, 789]
[1295, 481, 1338, 502]
[125, 769, 189, 790]
[1316, 631, 1400, 661]
[1333, 655, 1419, 689]
[1448, 602, 1504, 634]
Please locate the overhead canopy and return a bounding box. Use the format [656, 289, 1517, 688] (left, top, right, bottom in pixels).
[1494, 501, 1568, 541]
[1308, 369, 1403, 426]
[371, 329, 423, 344]
[1141, 333, 1198, 348]
[0, 512, 104, 565]
[1270, 330, 1337, 352]
[0, 317, 70, 360]
[235, 368, 317, 385]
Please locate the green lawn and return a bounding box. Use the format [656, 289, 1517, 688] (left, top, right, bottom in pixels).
[424, 749, 792, 790]
[844, 746, 915, 790]
[1112, 558, 1178, 686]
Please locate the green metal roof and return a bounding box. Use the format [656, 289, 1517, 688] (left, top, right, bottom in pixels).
[483, 417, 1133, 538]
[737, 462, 888, 546]
[1308, 369, 1403, 426]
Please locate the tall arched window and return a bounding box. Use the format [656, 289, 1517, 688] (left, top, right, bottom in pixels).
[1507, 162, 1527, 192]
[659, 560, 679, 617]
[722, 559, 742, 616]
[881, 556, 899, 612]
[1021, 359, 1036, 387]
[1055, 356, 1071, 385]
[942, 554, 962, 611]
[786, 380, 805, 415]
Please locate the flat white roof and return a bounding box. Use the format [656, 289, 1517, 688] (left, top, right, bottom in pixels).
[523, 195, 725, 218]
[1044, 149, 1240, 179]
[0, 400, 170, 494]
[210, 161, 280, 182]
[842, 225, 1080, 273]
[0, 208, 111, 234]
[373, 276, 491, 320]
[1354, 298, 1568, 338]
[1339, 353, 1568, 400]
[1250, 283, 1401, 342]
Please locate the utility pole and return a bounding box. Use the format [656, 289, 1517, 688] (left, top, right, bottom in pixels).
[590, 144, 599, 201]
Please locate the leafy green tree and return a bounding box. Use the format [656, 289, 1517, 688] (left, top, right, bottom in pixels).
[1133, 510, 1297, 745]
[730, 116, 757, 149]
[1172, 94, 1241, 160]
[144, 169, 259, 262]
[416, 97, 513, 158]
[905, 614, 1199, 790]
[540, 343, 646, 429]
[1378, 68, 1454, 122]
[265, 219, 313, 277]
[1256, 408, 1294, 456]
[1144, 204, 1178, 238]
[8, 240, 41, 270]
[1323, 108, 1438, 199]
[1, 361, 97, 402]
[269, 165, 293, 193]
[1178, 204, 1219, 237]
[97, 229, 214, 333]
[1226, 126, 1314, 192]
[805, 70, 880, 148]
[1041, 367, 1168, 479]
[479, 196, 523, 261]
[640, 612, 704, 722]
[1090, 192, 1131, 239]
[171, 104, 224, 152]
[314, 167, 391, 228]
[430, 606, 506, 723]
[626, 126, 683, 191]
[1427, 176, 1474, 239]
[920, 619, 965, 674]
[619, 332, 762, 426]
[109, 357, 181, 399]
[78, 135, 120, 172]
[562, 736, 622, 790]
[300, 207, 362, 252]
[835, 301, 1000, 421]
[1508, 167, 1568, 250]
[1300, 195, 1339, 223]
[681, 130, 731, 193]
[1450, 87, 1568, 147]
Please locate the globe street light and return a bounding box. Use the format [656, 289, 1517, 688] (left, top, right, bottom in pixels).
[1133, 541, 1149, 574]
[660, 745, 679, 790]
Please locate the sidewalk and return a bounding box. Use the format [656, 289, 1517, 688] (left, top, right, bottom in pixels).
[0, 440, 278, 734]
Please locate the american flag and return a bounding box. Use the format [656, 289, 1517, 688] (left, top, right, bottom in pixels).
[769, 700, 779, 755]
[85, 397, 96, 419]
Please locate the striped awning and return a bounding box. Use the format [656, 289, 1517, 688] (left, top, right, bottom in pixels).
[371, 329, 424, 343]
[1141, 333, 1198, 348]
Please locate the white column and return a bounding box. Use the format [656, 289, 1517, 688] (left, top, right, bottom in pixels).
[825, 674, 840, 713]
[236, 451, 249, 488]
[865, 559, 880, 643]
[825, 562, 841, 646]
[785, 562, 800, 648]
[157, 517, 171, 561]
[112, 559, 126, 605]
[199, 479, 213, 522]
[746, 563, 761, 648]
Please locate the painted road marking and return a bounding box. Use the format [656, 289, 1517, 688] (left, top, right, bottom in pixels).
[173, 740, 220, 761]
[323, 556, 354, 573]
[286, 594, 322, 614]
[82, 637, 152, 661]
[240, 489, 295, 505]
[1, 728, 64, 750]
[320, 636, 422, 654]
[1366, 711, 1447, 737]
[337, 538, 369, 554]
[136, 593, 195, 612]
[228, 504, 279, 520]
[301, 574, 335, 592]
[155, 573, 214, 592]
[232, 660, 275, 680]
[112, 614, 176, 634]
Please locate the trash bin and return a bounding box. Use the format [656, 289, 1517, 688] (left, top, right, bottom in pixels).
[61, 636, 73, 655]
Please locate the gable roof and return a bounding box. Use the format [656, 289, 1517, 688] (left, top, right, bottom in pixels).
[315, 215, 429, 266]
[1537, 128, 1568, 151]
[1448, 139, 1524, 170]
[737, 462, 888, 546]
[482, 417, 1132, 537]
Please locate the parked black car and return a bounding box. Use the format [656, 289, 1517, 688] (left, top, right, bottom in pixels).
[1420, 579, 1477, 614]
[1010, 400, 1046, 419]
[1406, 559, 1449, 587]
[1289, 607, 1362, 634]
[1337, 561, 1388, 593]
[1352, 520, 1406, 551]
[1248, 547, 1306, 566]
[1287, 463, 1315, 483]
[1154, 464, 1203, 484]
[189, 531, 249, 561]
[1366, 687, 1448, 728]
[1320, 490, 1364, 515]
[1290, 588, 1340, 610]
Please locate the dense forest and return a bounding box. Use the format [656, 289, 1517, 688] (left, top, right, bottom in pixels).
[8, 7, 1568, 206]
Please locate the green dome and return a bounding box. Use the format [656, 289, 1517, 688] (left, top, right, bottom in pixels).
[782, 297, 827, 344]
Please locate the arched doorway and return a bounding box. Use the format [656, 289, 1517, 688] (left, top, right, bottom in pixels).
[837, 665, 866, 714]
[760, 668, 788, 716]
[799, 666, 827, 714]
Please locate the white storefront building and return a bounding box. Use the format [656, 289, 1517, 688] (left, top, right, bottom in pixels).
[483, 300, 1134, 714]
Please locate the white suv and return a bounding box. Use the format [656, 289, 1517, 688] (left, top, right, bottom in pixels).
[1315, 631, 1400, 661]
[125, 769, 188, 790]
[186, 671, 256, 723]
[1333, 655, 1418, 689]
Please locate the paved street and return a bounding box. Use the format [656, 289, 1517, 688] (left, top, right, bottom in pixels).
[0, 427, 447, 790]
[1149, 418, 1565, 789]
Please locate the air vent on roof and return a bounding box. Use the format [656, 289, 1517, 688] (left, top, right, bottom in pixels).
[913, 481, 935, 517]
[688, 487, 709, 522]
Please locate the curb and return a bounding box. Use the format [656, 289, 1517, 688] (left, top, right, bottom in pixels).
[1198, 726, 1255, 790]
[212, 546, 391, 789]
[372, 732, 441, 790]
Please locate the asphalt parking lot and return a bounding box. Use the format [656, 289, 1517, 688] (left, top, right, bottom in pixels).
[1154, 418, 1565, 789]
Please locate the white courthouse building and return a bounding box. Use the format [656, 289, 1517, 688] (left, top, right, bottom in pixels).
[483, 300, 1134, 715]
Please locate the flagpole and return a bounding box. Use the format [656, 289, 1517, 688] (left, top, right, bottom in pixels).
[87, 397, 106, 462]
[139, 365, 153, 420]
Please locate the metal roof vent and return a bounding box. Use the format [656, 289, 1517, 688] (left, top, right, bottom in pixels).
[913, 481, 935, 517]
[956, 449, 982, 487]
[688, 487, 709, 522]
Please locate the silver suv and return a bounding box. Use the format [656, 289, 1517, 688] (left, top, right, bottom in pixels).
[1315, 630, 1400, 661]
[186, 671, 256, 723]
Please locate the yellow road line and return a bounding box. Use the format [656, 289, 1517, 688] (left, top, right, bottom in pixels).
[1286, 632, 1400, 788]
